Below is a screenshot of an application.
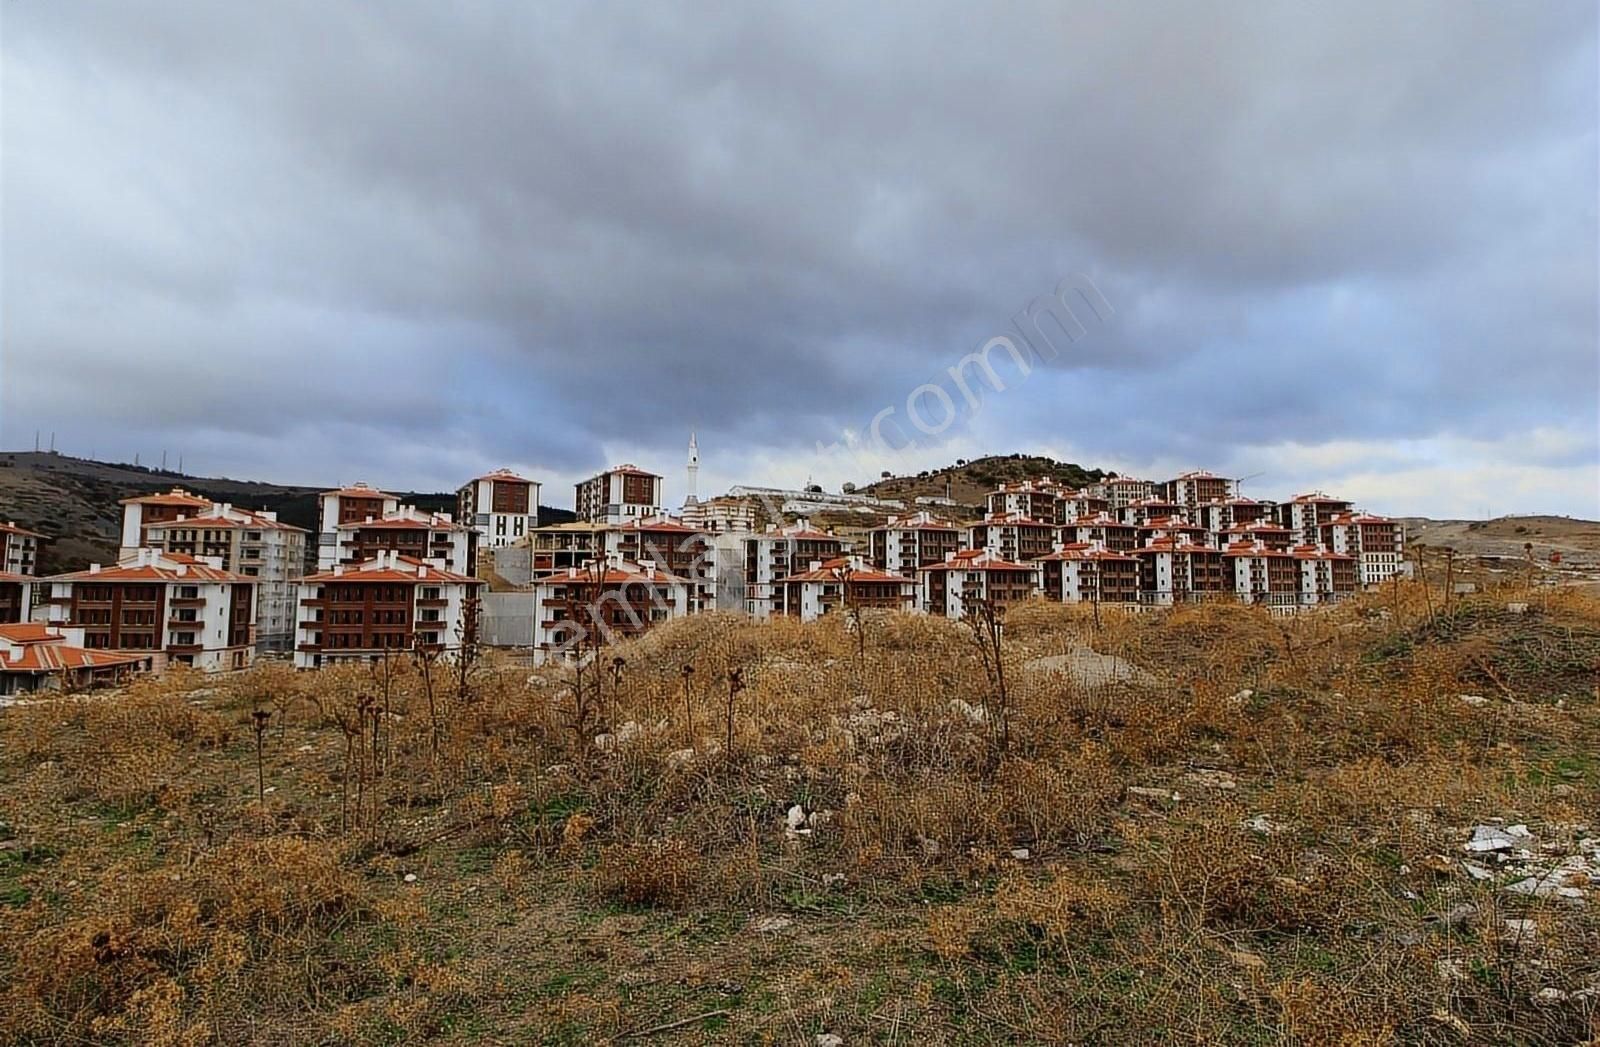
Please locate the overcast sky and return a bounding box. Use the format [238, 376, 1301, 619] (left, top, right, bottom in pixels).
[2, 3, 1596, 517]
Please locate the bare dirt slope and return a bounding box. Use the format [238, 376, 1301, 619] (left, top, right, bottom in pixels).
[1404, 515, 1600, 564]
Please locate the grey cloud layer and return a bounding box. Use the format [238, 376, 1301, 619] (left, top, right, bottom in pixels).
[2, 2, 1594, 502]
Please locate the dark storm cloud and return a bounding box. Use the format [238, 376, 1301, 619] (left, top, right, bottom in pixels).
[1, 2, 1595, 513]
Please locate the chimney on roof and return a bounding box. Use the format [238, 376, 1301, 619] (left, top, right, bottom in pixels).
[417, 563, 427, 579]
[334, 563, 343, 576]
[89, 563, 101, 574]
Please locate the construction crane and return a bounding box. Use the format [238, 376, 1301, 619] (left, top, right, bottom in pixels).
[1235, 472, 1265, 497]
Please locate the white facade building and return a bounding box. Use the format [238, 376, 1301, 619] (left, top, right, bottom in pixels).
[575, 465, 666, 524]
[293, 551, 483, 669]
[44, 549, 257, 673]
[457, 469, 540, 549]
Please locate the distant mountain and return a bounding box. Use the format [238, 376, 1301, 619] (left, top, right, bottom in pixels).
[858, 453, 1107, 514]
[0, 451, 573, 573]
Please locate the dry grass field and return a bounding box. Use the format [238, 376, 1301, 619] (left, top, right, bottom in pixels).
[2, 580, 1598, 1044]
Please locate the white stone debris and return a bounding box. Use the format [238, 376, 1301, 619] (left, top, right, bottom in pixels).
[1458, 693, 1488, 707]
[403, 873, 418, 883]
[948, 699, 989, 724]
[1010, 848, 1031, 860]
[1227, 689, 1254, 705]
[1464, 824, 1532, 853]
[749, 915, 793, 934]
[1244, 815, 1287, 835]
[1128, 786, 1177, 802]
[817, 1035, 845, 1047]
[785, 804, 808, 831]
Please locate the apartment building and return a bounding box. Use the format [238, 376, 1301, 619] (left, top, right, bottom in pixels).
[1224, 540, 1303, 608]
[119, 488, 215, 552]
[293, 551, 483, 668]
[606, 516, 712, 608]
[713, 521, 847, 619]
[987, 480, 1063, 524]
[1280, 492, 1355, 546]
[457, 469, 540, 548]
[1162, 470, 1238, 510]
[1118, 496, 1189, 527]
[1088, 476, 1156, 510]
[1062, 513, 1140, 553]
[43, 549, 256, 672]
[965, 512, 1059, 562]
[680, 495, 758, 535]
[1037, 543, 1141, 604]
[531, 557, 691, 662]
[869, 511, 962, 577]
[1220, 519, 1296, 551]
[316, 483, 401, 566]
[0, 572, 36, 624]
[575, 465, 665, 524]
[0, 622, 152, 696]
[1137, 516, 1214, 549]
[1294, 545, 1359, 604]
[0, 521, 46, 575]
[1195, 497, 1272, 535]
[1056, 490, 1111, 521]
[778, 555, 917, 623]
[919, 549, 1042, 619]
[526, 521, 608, 576]
[1133, 537, 1229, 605]
[328, 506, 476, 576]
[1320, 512, 1405, 586]
[136, 502, 307, 652]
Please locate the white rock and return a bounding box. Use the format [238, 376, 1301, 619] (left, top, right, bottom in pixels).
[1244, 815, 1286, 835]
[1010, 848, 1031, 860]
[1458, 693, 1488, 707]
[666, 748, 695, 769]
[593, 733, 617, 753]
[1533, 987, 1569, 1006]
[1462, 860, 1496, 881]
[1465, 824, 1531, 853]
[1506, 602, 1529, 614]
[1226, 689, 1254, 705]
[822, 873, 847, 887]
[785, 805, 808, 831]
[750, 915, 793, 934]
[948, 699, 989, 724]
[1128, 786, 1176, 801]
[403, 873, 418, 883]
[817, 1035, 845, 1047]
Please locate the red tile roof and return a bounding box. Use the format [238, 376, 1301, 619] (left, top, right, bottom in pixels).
[0, 625, 150, 673]
[301, 555, 481, 585]
[118, 488, 213, 508]
[921, 550, 1037, 573]
[468, 468, 534, 485]
[48, 553, 247, 583]
[322, 484, 399, 501]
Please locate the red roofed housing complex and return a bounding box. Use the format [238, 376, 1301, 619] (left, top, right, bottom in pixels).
[293, 551, 484, 669]
[575, 465, 665, 524]
[868, 511, 962, 578]
[531, 557, 692, 662]
[457, 469, 541, 548]
[1320, 512, 1405, 586]
[123, 494, 308, 652]
[919, 549, 1042, 619]
[0, 622, 153, 696]
[779, 555, 918, 622]
[42, 549, 257, 672]
[1037, 543, 1141, 604]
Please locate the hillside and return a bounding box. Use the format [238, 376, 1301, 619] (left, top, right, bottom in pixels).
[859, 453, 1107, 511]
[0, 452, 572, 573]
[2, 585, 1597, 1042]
